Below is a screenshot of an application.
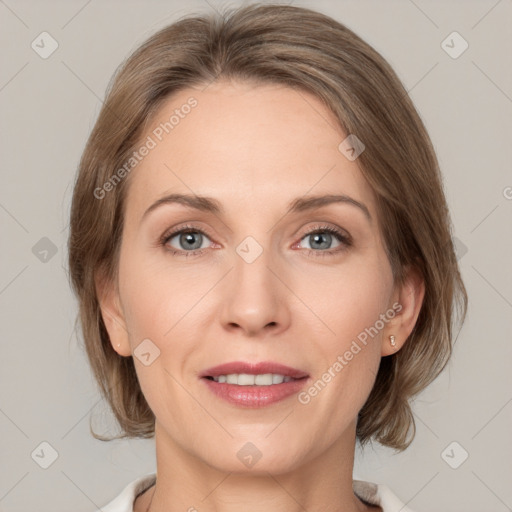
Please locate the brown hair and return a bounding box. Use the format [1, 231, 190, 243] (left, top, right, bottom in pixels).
[67, 3, 467, 451]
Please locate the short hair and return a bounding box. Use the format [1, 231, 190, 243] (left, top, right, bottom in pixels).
[67, 3, 467, 451]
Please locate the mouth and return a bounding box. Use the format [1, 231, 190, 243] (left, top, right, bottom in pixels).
[199, 361, 309, 407]
[203, 373, 301, 385]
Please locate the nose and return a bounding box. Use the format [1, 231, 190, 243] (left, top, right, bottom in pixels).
[219, 244, 291, 337]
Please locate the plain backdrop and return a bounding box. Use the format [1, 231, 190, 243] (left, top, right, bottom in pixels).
[1, 0, 511, 511]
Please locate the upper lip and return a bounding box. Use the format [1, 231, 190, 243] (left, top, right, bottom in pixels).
[200, 361, 309, 379]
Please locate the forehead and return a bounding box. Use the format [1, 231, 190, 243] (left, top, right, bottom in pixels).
[124, 80, 376, 221]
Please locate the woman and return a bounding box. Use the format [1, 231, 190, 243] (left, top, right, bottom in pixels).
[67, 4, 467, 511]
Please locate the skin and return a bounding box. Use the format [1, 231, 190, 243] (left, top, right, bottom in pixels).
[97, 80, 424, 512]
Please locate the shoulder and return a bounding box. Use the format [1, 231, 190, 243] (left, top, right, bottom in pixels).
[101, 473, 157, 512]
[353, 480, 418, 512]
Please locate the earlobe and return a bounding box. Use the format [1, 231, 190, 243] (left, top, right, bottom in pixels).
[382, 265, 425, 356]
[94, 268, 131, 357]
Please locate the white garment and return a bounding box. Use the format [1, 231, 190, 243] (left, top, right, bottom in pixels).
[101, 472, 417, 512]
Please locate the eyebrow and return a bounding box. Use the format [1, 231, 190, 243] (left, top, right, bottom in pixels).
[141, 192, 372, 224]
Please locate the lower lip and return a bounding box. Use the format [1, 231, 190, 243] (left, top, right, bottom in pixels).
[201, 377, 309, 408]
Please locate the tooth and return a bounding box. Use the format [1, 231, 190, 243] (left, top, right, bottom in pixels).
[211, 373, 295, 385]
[237, 373, 255, 386]
[255, 373, 273, 386]
[226, 374, 238, 384]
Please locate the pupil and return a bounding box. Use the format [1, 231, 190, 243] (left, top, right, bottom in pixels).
[181, 232, 202, 250]
[311, 233, 331, 250]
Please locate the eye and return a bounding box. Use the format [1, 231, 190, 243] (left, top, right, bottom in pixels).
[294, 225, 352, 256]
[161, 224, 213, 256]
[159, 223, 351, 258]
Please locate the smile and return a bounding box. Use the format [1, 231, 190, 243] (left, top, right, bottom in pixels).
[206, 373, 295, 385]
[200, 361, 310, 407]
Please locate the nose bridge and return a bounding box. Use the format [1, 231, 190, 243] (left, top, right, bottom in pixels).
[220, 231, 290, 335]
[233, 232, 277, 306]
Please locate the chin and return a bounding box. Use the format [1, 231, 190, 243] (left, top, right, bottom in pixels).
[197, 437, 309, 476]
[208, 453, 302, 476]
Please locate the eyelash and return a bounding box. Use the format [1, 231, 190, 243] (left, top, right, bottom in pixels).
[159, 223, 352, 258]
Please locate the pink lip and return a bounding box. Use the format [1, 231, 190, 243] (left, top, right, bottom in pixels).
[200, 361, 309, 379]
[199, 361, 309, 408]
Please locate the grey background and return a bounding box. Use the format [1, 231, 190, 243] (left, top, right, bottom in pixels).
[1, 0, 511, 510]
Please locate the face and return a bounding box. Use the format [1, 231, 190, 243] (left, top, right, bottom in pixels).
[102, 80, 405, 474]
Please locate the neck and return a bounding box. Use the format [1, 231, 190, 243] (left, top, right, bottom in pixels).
[140, 420, 374, 512]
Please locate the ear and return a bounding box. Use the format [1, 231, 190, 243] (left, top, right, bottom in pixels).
[95, 266, 131, 357]
[381, 264, 425, 356]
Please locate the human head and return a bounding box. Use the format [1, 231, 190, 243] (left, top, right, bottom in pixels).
[67, 3, 467, 453]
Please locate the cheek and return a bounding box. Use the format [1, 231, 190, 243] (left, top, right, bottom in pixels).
[117, 240, 206, 342]
[116, 249, 204, 425]
[294, 271, 389, 445]
[294, 252, 392, 403]
[297, 253, 393, 346]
